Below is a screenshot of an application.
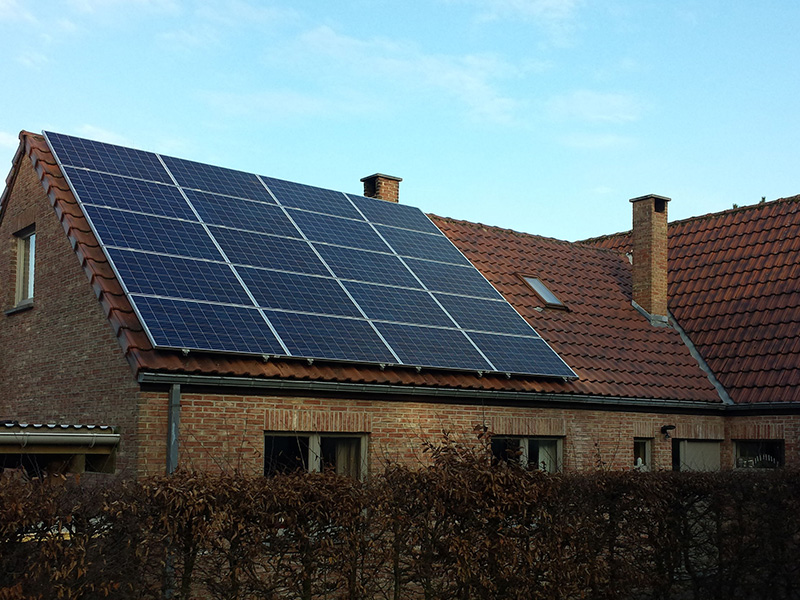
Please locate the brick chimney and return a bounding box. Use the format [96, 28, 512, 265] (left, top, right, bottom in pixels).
[361, 173, 402, 203]
[630, 194, 671, 321]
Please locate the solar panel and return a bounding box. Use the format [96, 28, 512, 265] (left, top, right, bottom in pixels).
[45, 130, 576, 378]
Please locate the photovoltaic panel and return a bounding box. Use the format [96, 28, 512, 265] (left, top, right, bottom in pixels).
[376, 224, 472, 265]
[315, 245, 422, 289]
[185, 189, 300, 238]
[239, 268, 362, 318]
[468, 333, 575, 378]
[375, 322, 492, 371]
[346, 281, 454, 327]
[403, 258, 502, 299]
[265, 310, 397, 364]
[48, 132, 172, 183]
[161, 155, 275, 203]
[433, 293, 537, 336]
[264, 177, 363, 220]
[288, 209, 391, 253]
[87, 206, 224, 261]
[209, 226, 329, 275]
[348, 194, 441, 234]
[133, 296, 285, 354]
[107, 248, 252, 305]
[65, 167, 196, 220]
[45, 130, 576, 379]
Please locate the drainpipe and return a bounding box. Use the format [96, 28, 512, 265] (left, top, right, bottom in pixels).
[166, 384, 181, 474]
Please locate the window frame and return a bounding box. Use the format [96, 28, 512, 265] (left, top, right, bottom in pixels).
[734, 439, 784, 469]
[633, 438, 652, 471]
[264, 432, 368, 479]
[518, 274, 567, 310]
[14, 226, 36, 306]
[491, 436, 563, 473]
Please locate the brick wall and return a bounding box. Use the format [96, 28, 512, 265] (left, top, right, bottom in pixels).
[137, 389, 797, 476]
[631, 195, 669, 316]
[0, 156, 141, 473]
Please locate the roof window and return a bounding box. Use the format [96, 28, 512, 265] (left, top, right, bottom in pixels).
[522, 276, 566, 309]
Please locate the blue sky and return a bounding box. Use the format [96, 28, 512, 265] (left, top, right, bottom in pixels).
[1, 0, 798, 241]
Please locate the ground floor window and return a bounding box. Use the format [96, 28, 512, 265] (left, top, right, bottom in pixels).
[491, 436, 563, 473]
[672, 439, 721, 472]
[734, 440, 784, 469]
[633, 438, 652, 471]
[264, 433, 366, 479]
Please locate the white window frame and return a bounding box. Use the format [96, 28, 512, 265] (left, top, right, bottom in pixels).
[264, 432, 368, 480]
[15, 227, 35, 305]
[491, 436, 563, 473]
[633, 438, 652, 471]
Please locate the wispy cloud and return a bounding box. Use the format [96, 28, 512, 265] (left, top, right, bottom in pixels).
[449, 0, 583, 44]
[558, 132, 635, 149]
[16, 51, 48, 69]
[74, 125, 130, 146]
[260, 26, 524, 125]
[547, 90, 643, 123]
[0, 131, 19, 152]
[0, 0, 37, 23]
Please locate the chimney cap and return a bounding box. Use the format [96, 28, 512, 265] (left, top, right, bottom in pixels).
[630, 194, 671, 204]
[360, 173, 402, 183]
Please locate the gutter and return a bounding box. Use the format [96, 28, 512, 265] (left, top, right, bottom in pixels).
[138, 372, 729, 413]
[0, 432, 120, 448]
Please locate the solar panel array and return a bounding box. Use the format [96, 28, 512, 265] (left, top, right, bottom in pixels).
[44, 131, 576, 378]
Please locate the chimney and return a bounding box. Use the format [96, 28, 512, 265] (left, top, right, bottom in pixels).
[361, 173, 402, 203]
[630, 194, 671, 322]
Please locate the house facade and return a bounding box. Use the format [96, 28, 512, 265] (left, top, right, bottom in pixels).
[0, 131, 797, 478]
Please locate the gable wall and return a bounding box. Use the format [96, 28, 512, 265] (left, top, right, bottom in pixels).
[0, 156, 141, 473]
[138, 390, 743, 477]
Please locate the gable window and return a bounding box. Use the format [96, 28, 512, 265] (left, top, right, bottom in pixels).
[521, 276, 565, 309]
[264, 433, 367, 479]
[634, 438, 651, 471]
[491, 436, 563, 473]
[14, 227, 35, 306]
[734, 440, 784, 469]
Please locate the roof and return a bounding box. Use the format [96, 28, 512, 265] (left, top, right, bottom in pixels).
[587, 198, 800, 404]
[5, 131, 721, 404]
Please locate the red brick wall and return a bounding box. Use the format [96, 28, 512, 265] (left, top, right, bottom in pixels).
[631, 195, 669, 316]
[0, 156, 141, 473]
[138, 390, 795, 477]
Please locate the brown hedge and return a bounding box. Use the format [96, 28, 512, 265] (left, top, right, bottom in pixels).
[1, 438, 798, 600]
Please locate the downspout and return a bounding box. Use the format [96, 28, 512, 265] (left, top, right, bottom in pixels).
[166, 384, 181, 474]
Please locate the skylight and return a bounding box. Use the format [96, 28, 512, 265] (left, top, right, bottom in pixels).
[522, 276, 565, 308]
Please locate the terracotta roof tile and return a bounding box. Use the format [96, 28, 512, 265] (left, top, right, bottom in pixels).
[17, 132, 720, 403]
[587, 196, 800, 404]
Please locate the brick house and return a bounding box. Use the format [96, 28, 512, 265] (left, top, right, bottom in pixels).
[0, 130, 797, 478]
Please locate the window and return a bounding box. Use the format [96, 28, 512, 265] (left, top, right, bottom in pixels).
[264, 433, 367, 479]
[521, 276, 565, 309]
[633, 438, 651, 471]
[15, 227, 35, 305]
[491, 436, 563, 473]
[671, 440, 721, 472]
[735, 440, 784, 469]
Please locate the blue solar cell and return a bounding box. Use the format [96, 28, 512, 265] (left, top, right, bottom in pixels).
[133, 295, 285, 354]
[315, 245, 421, 288]
[86, 206, 223, 260]
[240, 268, 361, 318]
[403, 258, 501, 299]
[376, 225, 471, 265]
[467, 333, 575, 377]
[348, 194, 441, 234]
[107, 248, 252, 305]
[185, 189, 300, 238]
[375, 322, 492, 371]
[209, 226, 329, 275]
[434, 293, 536, 336]
[265, 311, 396, 363]
[161, 155, 274, 203]
[65, 167, 195, 220]
[345, 282, 453, 327]
[264, 177, 363, 220]
[46, 131, 172, 183]
[289, 210, 391, 253]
